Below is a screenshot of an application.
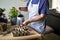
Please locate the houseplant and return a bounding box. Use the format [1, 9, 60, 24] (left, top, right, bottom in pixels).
[0, 8, 7, 23]
[9, 7, 18, 25]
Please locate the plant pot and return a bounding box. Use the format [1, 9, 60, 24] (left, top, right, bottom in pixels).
[10, 18, 17, 25]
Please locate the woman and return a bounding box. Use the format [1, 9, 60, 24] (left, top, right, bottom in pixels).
[19, 0, 49, 34]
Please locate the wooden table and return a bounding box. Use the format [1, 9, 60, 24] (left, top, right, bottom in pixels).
[0, 24, 41, 40]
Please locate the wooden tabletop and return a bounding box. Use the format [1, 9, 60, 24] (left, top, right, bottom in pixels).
[0, 25, 41, 40]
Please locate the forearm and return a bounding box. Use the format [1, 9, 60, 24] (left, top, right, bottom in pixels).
[29, 14, 46, 22]
[22, 14, 46, 26]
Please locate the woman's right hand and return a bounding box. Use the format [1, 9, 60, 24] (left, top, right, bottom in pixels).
[19, 7, 28, 11]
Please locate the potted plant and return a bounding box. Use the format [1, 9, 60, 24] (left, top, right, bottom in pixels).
[0, 8, 7, 23]
[9, 7, 18, 25]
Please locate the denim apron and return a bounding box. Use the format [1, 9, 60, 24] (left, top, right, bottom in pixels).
[28, 0, 45, 33]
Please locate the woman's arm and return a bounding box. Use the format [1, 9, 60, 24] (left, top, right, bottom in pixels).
[22, 14, 46, 26]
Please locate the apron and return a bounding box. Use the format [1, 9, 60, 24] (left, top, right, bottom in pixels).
[28, 0, 45, 33]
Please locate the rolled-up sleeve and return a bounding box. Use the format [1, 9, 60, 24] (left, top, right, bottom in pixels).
[39, 0, 49, 15]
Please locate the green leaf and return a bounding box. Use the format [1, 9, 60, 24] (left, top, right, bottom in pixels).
[8, 7, 18, 19]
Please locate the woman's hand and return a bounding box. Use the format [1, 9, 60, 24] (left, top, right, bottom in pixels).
[19, 7, 28, 11]
[22, 20, 31, 26]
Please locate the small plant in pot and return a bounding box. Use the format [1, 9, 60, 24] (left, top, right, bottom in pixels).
[0, 8, 7, 23]
[0, 8, 8, 32]
[9, 7, 18, 25]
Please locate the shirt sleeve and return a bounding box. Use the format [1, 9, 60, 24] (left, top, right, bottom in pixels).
[39, 0, 49, 15]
